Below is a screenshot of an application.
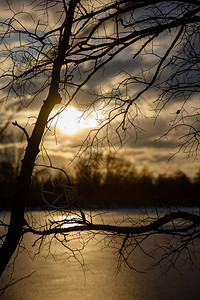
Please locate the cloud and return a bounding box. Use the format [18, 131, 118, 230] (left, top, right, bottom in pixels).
[0, 0, 199, 178]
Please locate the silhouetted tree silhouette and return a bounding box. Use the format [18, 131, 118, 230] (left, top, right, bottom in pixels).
[0, 0, 200, 280]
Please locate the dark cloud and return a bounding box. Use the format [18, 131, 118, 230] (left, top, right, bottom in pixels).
[0, 0, 31, 13]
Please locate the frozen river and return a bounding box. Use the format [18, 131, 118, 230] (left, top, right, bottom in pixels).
[0, 209, 200, 300]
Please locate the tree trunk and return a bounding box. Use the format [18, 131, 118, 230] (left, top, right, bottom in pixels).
[0, 98, 58, 275]
[0, 0, 80, 277]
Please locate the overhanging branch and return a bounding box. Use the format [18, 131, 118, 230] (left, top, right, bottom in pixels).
[24, 211, 200, 236]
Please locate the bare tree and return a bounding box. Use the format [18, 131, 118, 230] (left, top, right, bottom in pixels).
[0, 0, 200, 278]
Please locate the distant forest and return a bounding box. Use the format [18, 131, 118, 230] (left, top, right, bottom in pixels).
[0, 154, 199, 209]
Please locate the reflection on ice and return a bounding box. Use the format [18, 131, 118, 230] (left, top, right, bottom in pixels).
[57, 215, 82, 228]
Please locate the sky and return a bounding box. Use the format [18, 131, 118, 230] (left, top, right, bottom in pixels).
[0, 0, 199, 178]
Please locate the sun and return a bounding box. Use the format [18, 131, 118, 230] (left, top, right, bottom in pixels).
[51, 106, 98, 135]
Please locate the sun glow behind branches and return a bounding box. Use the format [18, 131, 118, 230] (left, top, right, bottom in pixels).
[51, 106, 99, 135]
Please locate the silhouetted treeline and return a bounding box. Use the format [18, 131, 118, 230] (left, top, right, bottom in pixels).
[71, 154, 200, 208]
[0, 154, 200, 209]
